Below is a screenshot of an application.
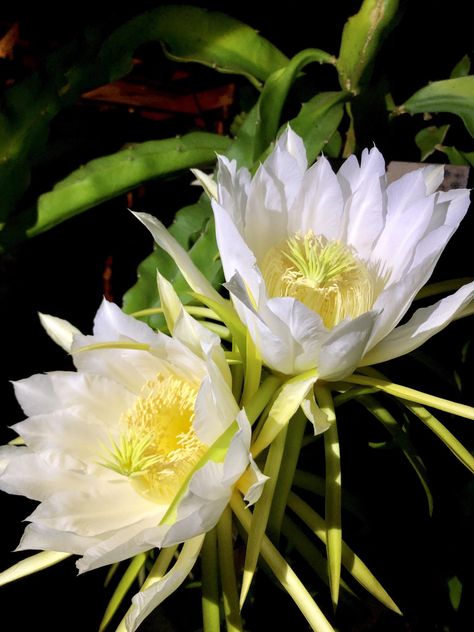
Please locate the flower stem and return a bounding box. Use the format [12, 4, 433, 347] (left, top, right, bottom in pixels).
[316, 386, 342, 612]
[231, 492, 335, 632]
[217, 506, 243, 632]
[201, 528, 220, 632]
[267, 409, 307, 545]
[342, 373, 474, 420]
[244, 374, 282, 425]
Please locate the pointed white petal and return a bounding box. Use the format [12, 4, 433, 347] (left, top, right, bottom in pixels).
[212, 201, 262, 301]
[132, 211, 225, 305]
[13, 371, 134, 423]
[16, 523, 99, 556]
[422, 164, 445, 194]
[338, 147, 386, 257]
[38, 313, 81, 352]
[317, 310, 379, 380]
[361, 281, 474, 365]
[28, 478, 158, 537]
[125, 535, 204, 632]
[215, 155, 251, 232]
[288, 155, 343, 240]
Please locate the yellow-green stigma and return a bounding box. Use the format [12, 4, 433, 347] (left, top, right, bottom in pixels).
[260, 231, 382, 329]
[102, 373, 207, 504]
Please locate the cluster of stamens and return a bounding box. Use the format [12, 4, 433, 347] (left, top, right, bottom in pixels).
[260, 231, 382, 329]
[101, 373, 206, 504]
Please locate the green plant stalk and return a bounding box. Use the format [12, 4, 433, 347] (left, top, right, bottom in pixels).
[287, 493, 401, 614]
[342, 374, 474, 420]
[231, 492, 335, 632]
[316, 386, 342, 611]
[201, 529, 220, 632]
[240, 425, 288, 606]
[244, 375, 282, 425]
[99, 553, 147, 632]
[267, 409, 307, 545]
[217, 507, 243, 632]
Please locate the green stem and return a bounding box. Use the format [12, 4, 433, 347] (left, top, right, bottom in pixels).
[201, 529, 220, 632]
[287, 493, 401, 615]
[231, 492, 335, 632]
[342, 374, 474, 420]
[217, 507, 243, 632]
[240, 425, 288, 607]
[244, 374, 282, 425]
[267, 409, 307, 545]
[99, 554, 147, 632]
[316, 386, 342, 611]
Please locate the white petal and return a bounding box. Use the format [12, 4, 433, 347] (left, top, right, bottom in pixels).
[16, 523, 98, 556]
[13, 372, 134, 422]
[288, 155, 344, 240]
[28, 479, 158, 537]
[422, 164, 445, 194]
[72, 344, 168, 394]
[371, 169, 437, 280]
[216, 155, 251, 233]
[361, 281, 474, 365]
[243, 455, 268, 506]
[193, 371, 238, 444]
[38, 313, 81, 352]
[277, 126, 308, 172]
[77, 515, 164, 572]
[125, 536, 204, 632]
[132, 211, 225, 305]
[367, 257, 436, 350]
[92, 299, 159, 345]
[338, 147, 386, 257]
[0, 450, 84, 500]
[212, 201, 262, 301]
[317, 310, 379, 380]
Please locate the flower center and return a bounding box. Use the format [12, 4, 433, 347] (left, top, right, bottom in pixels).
[102, 373, 207, 504]
[260, 231, 382, 329]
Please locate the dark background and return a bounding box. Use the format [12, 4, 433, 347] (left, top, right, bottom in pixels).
[0, 2, 473, 630]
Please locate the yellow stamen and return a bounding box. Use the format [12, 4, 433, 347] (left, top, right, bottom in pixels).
[101, 373, 207, 504]
[260, 231, 384, 329]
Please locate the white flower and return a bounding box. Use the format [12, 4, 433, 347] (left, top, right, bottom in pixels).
[0, 295, 263, 630]
[136, 128, 473, 382]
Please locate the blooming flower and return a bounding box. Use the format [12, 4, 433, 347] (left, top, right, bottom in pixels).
[0, 292, 263, 630]
[136, 129, 473, 384]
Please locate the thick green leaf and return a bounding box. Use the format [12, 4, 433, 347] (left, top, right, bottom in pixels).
[101, 6, 288, 87]
[227, 49, 336, 167]
[415, 125, 450, 161]
[450, 55, 471, 79]
[14, 133, 229, 243]
[437, 145, 474, 167]
[0, 6, 286, 232]
[289, 92, 348, 163]
[122, 197, 223, 328]
[400, 76, 474, 138]
[337, 0, 399, 93]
